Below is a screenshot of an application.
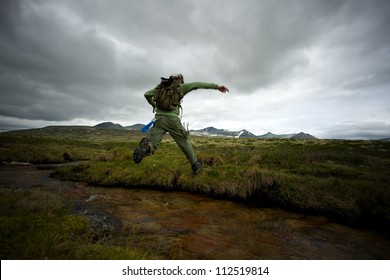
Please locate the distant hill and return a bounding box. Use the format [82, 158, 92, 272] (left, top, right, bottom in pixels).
[125, 123, 145, 130]
[190, 127, 257, 138]
[94, 122, 124, 129]
[95, 123, 317, 139]
[94, 122, 146, 131]
[257, 132, 294, 139]
[3, 122, 388, 140]
[190, 127, 316, 139]
[290, 132, 317, 140]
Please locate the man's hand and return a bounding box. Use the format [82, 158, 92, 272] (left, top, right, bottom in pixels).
[217, 85, 229, 93]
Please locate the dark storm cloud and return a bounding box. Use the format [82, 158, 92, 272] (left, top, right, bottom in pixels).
[0, 0, 389, 139]
[0, 0, 153, 121]
[189, 0, 349, 90]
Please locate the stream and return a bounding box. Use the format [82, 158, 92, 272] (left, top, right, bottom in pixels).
[0, 163, 389, 259]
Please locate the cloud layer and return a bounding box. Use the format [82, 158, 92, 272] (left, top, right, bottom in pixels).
[1, 0, 389, 139]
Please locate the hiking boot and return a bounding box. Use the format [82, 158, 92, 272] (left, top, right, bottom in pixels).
[133, 138, 151, 164]
[192, 160, 203, 174]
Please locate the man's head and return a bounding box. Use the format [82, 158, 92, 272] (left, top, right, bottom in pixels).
[171, 74, 184, 83]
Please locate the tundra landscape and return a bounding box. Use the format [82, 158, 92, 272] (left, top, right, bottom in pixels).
[0, 126, 389, 259]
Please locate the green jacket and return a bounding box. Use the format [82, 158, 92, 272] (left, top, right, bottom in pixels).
[144, 82, 218, 116]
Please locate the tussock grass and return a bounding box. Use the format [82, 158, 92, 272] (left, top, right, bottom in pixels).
[1, 127, 390, 230]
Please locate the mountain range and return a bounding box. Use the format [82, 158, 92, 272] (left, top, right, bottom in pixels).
[95, 122, 317, 139]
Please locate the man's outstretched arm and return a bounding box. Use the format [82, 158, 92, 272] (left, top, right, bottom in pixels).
[181, 82, 229, 94]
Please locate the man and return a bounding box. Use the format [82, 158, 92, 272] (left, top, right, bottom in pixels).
[133, 74, 229, 174]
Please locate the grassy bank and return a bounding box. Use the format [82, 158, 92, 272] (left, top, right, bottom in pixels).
[0, 187, 159, 259]
[1, 127, 390, 231]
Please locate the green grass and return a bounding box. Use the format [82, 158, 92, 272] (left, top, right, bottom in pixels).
[0, 187, 159, 259]
[1, 127, 390, 231]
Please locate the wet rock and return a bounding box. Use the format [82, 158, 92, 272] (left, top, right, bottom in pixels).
[9, 161, 32, 166]
[85, 194, 111, 203]
[79, 210, 118, 239]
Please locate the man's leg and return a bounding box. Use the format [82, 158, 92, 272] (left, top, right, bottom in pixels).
[133, 117, 166, 164]
[164, 116, 202, 173]
[133, 138, 150, 163]
[147, 117, 167, 153]
[164, 116, 197, 165]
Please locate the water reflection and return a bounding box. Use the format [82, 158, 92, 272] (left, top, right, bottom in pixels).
[79, 186, 389, 259]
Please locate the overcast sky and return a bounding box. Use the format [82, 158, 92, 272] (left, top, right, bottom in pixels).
[1, 0, 389, 139]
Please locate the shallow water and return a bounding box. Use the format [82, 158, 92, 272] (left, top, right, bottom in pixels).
[1, 164, 389, 259]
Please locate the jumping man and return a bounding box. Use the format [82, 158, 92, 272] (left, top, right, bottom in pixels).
[133, 74, 229, 174]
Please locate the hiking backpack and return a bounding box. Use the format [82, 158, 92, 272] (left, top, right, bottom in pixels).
[153, 76, 183, 110]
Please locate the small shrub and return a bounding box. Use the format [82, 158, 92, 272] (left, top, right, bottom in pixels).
[198, 153, 224, 166]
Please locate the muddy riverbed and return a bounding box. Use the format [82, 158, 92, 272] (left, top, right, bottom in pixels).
[0, 163, 389, 259]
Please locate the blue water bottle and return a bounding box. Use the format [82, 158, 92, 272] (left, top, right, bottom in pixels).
[140, 119, 155, 133]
